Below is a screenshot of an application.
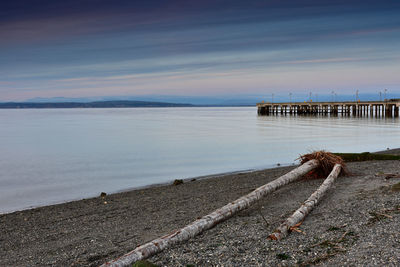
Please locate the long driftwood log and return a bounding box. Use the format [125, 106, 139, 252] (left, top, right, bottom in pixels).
[268, 163, 342, 240]
[101, 159, 319, 267]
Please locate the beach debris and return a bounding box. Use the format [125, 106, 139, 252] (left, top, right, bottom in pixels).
[392, 182, 400, 192]
[268, 164, 342, 240]
[100, 192, 107, 198]
[369, 210, 395, 224]
[308, 230, 354, 261]
[311, 238, 348, 250]
[368, 207, 400, 224]
[257, 204, 269, 227]
[376, 173, 400, 180]
[173, 179, 184, 186]
[100, 159, 320, 267]
[299, 151, 347, 179]
[337, 230, 350, 242]
[373, 212, 393, 219]
[276, 253, 290, 260]
[327, 223, 347, 231]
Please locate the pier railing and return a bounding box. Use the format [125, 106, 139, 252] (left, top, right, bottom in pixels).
[256, 99, 400, 117]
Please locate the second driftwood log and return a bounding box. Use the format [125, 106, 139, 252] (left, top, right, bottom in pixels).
[268, 163, 342, 240]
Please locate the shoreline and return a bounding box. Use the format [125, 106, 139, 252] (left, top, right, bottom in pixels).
[0, 161, 296, 216]
[116, 162, 295, 195]
[2, 148, 396, 215]
[1, 149, 399, 266]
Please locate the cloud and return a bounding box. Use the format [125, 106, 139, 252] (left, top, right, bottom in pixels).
[1, 0, 400, 100]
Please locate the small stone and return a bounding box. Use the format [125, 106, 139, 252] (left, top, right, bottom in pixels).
[173, 179, 184, 186]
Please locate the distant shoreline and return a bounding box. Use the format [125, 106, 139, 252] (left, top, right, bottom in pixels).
[0, 101, 255, 109]
[0, 100, 193, 109]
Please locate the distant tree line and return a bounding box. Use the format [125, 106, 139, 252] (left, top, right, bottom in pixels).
[0, 100, 194, 109]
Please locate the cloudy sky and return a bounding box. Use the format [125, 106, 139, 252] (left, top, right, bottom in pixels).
[1, 0, 400, 101]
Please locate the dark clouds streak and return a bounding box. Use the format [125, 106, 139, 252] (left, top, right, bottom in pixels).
[1, 0, 400, 46]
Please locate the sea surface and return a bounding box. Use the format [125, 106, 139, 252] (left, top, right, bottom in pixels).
[1, 107, 399, 213]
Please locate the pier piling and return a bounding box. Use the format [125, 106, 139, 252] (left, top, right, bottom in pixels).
[257, 99, 400, 118]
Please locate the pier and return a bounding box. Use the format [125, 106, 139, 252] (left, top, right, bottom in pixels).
[257, 99, 400, 117]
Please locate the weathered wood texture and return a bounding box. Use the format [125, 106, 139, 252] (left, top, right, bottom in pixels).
[101, 159, 319, 267]
[268, 164, 341, 240]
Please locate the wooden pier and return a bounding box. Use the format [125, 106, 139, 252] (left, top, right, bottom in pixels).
[257, 99, 400, 117]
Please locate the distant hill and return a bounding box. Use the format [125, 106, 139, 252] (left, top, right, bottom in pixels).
[24, 95, 260, 106]
[0, 100, 194, 109]
[19, 93, 400, 106]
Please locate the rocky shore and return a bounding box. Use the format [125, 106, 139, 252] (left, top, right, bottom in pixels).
[1, 150, 399, 266]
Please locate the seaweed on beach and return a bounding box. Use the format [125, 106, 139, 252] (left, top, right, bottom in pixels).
[299, 151, 348, 179]
[334, 152, 400, 162]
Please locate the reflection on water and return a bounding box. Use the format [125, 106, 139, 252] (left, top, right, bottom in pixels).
[0, 107, 399, 213]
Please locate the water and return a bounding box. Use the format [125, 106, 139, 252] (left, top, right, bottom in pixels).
[0, 107, 399, 213]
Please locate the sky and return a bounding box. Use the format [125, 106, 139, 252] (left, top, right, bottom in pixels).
[1, 0, 400, 102]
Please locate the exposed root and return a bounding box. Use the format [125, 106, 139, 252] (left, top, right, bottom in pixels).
[299, 151, 348, 179]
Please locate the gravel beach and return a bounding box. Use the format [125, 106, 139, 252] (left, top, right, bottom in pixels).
[1, 150, 399, 266]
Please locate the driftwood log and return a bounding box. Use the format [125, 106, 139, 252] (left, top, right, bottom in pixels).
[268, 164, 342, 240]
[101, 159, 319, 267]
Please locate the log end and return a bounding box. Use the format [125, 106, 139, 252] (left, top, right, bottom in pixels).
[267, 230, 281, 241]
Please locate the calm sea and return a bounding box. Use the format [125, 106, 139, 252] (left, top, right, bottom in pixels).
[1, 107, 399, 213]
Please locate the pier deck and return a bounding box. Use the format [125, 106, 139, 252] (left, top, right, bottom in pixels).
[257, 99, 400, 117]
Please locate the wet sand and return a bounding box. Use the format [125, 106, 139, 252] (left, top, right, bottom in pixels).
[1, 150, 399, 266]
